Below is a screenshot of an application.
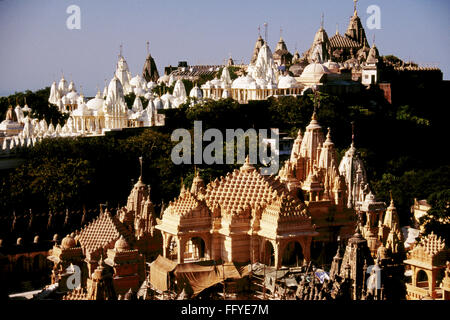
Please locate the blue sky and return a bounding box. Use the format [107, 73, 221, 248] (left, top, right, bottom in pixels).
[0, 0, 449, 96]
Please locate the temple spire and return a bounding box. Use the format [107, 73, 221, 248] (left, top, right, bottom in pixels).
[138, 156, 143, 181]
[264, 22, 268, 43]
[351, 121, 355, 147]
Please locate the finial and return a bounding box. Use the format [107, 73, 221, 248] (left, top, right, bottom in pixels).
[354, 0, 358, 14]
[139, 156, 143, 181]
[389, 190, 393, 205]
[313, 90, 320, 115]
[372, 34, 376, 46]
[280, 26, 283, 40]
[351, 121, 355, 146]
[321, 13, 324, 29]
[336, 23, 339, 35]
[257, 25, 261, 37]
[119, 43, 123, 57]
[146, 41, 150, 55]
[327, 127, 331, 139]
[264, 22, 268, 43]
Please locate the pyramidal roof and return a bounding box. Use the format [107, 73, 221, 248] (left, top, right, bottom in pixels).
[77, 210, 131, 255]
[166, 189, 205, 217]
[142, 53, 159, 82]
[203, 159, 290, 215]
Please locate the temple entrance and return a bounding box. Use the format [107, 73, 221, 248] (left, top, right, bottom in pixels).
[417, 270, 429, 289]
[263, 241, 275, 266]
[184, 237, 206, 261]
[281, 241, 304, 267]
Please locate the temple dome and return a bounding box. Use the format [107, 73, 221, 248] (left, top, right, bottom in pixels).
[73, 102, 92, 116]
[302, 63, 330, 76]
[114, 235, 130, 252]
[61, 234, 76, 249]
[231, 75, 256, 89]
[189, 85, 203, 99]
[147, 81, 157, 90]
[86, 90, 105, 111]
[130, 74, 146, 89]
[65, 90, 79, 104]
[278, 75, 300, 89]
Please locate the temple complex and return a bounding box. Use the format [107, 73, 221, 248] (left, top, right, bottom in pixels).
[42, 165, 161, 298]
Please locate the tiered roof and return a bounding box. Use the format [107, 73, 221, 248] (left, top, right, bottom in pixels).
[421, 233, 446, 257]
[77, 210, 131, 255]
[263, 194, 307, 218]
[329, 32, 360, 49]
[203, 160, 288, 216]
[405, 232, 449, 268]
[166, 190, 205, 217]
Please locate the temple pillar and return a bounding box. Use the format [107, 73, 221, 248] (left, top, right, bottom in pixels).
[274, 241, 281, 269]
[177, 237, 185, 264]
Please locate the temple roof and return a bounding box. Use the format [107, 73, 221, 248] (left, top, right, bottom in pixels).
[77, 210, 131, 255]
[166, 189, 205, 217]
[329, 33, 360, 49]
[142, 53, 159, 82]
[203, 160, 289, 216]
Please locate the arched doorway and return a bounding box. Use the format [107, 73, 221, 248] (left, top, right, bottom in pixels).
[281, 241, 304, 267]
[263, 241, 275, 267]
[184, 237, 206, 261]
[417, 270, 429, 289]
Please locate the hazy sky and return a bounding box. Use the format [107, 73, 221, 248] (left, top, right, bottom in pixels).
[0, 0, 449, 97]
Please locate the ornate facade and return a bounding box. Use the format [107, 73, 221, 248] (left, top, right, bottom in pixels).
[404, 232, 450, 300]
[156, 162, 318, 269]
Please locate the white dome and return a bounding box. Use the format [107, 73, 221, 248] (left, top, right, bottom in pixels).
[130, 74, 146, 88]
[147, 81, 157, 90]
[231, 75, 256, 89]
[173, 79, 187, 100]
[158, 74, 170, 85]
[73, 102, 92, 116]
[86, 97, 104, 111]
[153, 97, 163, 110]
[278, 75, 301, 89]
[132, 96, 143, 112]
[161, 93, 174, 103]
[134, 87, 146, 97]
[68, 81, 76, 92]
[209, 78, 223, 88]
[302, 63, 330, 76]
[189, 86, 203, 99]
[65, 90, 79, 104]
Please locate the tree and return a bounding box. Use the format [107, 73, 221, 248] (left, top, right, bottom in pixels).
[419, 189, 450, 245]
